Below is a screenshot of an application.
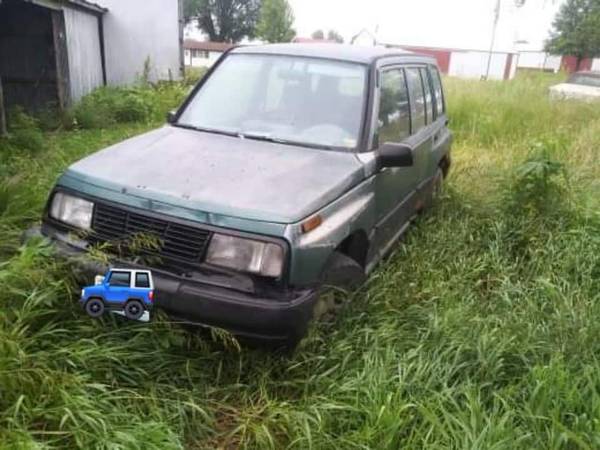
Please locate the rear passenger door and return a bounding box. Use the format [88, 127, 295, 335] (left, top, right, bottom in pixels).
[427, 66, 452, 176]
[404, 67, 436, 201]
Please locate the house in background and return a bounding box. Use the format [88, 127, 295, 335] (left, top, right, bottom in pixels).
[0, 0, 183, 114]
[184, 40, 233, 68]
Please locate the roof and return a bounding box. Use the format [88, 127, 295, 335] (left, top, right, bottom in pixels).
[27, 0, 107, 14]
[65, 0, 107, 14]
[292, 37, 337, 44]
[184, 40, 235, 52]
[232, 43, 426, 64]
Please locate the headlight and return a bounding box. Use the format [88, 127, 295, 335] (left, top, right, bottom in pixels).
[206, 234, 284, 278]
[49, 192, 94, 230]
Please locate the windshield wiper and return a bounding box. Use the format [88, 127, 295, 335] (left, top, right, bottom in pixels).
[172, 123, 239, 138]
[239, 132, 336, 151]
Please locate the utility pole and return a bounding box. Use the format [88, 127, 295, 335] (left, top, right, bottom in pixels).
[485, 0, 502, 80]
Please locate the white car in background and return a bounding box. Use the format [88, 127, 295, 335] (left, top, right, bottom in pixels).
[549, 71, 600, 102]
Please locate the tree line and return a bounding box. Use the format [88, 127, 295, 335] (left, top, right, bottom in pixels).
[183, 0, 345, 44]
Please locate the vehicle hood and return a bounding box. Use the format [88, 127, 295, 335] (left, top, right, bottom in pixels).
[65, 126, 366, 224]
[549, 83, 600, 100]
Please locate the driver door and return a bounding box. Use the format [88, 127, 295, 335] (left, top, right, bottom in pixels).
[106, 271, 132, 304]
[372, 67, 419, 256]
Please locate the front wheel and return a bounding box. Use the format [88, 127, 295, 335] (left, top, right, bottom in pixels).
[85, 298, 105, 318]
[313, 252, 366, 321]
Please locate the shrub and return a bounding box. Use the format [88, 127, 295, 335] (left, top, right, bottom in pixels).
[72, 87, 156, 129]
[183, 67, 208, 87]
[506, 144, 568, 217]
[4, 108, 45, 153]
[113, 91, 154, 123]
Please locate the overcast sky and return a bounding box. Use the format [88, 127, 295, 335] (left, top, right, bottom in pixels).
[288, 0, 565, 52]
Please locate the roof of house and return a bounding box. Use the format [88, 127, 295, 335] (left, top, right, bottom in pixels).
[66, 0, 107, 14]
[27, 0, 107, 14]
[184, 40, 235, 52]
[232, 43, 426, 64]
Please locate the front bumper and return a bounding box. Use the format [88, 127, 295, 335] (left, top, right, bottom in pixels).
[26, 226, 318, 343]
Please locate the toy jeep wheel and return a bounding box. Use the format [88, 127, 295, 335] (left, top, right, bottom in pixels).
[124, 299, 144, 321]
[85, 298, 105, 318]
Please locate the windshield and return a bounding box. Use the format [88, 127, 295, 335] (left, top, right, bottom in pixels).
[568, 74, 600, 88]
[177, 54, 368, 150]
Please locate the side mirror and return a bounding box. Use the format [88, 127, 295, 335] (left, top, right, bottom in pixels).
[166, 110, 177, 124]
[377, 142, 414, 168]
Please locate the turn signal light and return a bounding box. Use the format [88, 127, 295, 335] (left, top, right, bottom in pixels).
[301, 215, 323, 234]
[148, 290, 154, 302]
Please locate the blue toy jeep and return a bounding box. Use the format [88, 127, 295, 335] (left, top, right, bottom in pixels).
[80, 268, 154, 321]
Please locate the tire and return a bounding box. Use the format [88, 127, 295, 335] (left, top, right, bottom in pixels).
[313, 251, 366, 321]
[85, 298, 105, 318]
[124, 299, 144, 321]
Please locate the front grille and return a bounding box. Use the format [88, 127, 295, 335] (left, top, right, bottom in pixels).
[91, 202, 211, 264]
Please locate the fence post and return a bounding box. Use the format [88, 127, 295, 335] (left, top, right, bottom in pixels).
[0, 76, 7, 137]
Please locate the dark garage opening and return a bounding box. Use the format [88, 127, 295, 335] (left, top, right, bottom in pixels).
[0, 0, 66, 117]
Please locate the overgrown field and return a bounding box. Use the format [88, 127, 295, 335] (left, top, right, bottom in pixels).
[1, 73, 600, 449]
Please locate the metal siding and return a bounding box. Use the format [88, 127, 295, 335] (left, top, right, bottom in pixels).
[517, 52, 562, 72]
[448, 51, 508, 80]
[98, 0, 182, 85]
[64, 7, 103, 101]
[398, 46, 451, 74]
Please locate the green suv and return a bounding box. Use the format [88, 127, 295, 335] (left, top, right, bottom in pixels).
[31, 44, 452, 346]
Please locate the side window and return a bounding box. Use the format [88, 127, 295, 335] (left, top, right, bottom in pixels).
[135, 273, 150, 288]
[429, 66, 445, 117]
[376, 69, 410, 145]
[419, 68, 434, 124]
[108, 271, 131, 287]
[404, 68, 426, 133]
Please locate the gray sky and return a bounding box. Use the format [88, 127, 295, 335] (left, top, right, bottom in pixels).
[289, 0, 564, 52]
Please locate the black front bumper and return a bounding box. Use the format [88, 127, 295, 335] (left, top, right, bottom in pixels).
[26, 226, 318, 343]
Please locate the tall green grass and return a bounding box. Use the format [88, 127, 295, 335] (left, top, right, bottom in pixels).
[1, 73, 600, 448]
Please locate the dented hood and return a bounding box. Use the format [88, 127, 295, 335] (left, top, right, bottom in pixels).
[66, 126, 365, 224]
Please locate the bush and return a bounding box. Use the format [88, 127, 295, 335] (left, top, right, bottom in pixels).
[505, 143, 568, 217]
[72, 87, 156, 129]
[114, 91, 154, 122]
[183, 67, 208, 87]
[3, 108, 45, 153]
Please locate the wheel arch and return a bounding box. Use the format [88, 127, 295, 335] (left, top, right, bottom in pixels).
[336, 229, 370, 269]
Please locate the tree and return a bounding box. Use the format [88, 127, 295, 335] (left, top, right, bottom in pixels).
[184, 0, 262, 43]
[311, 29, 325, 40]
[256, 0, 295, 43]
[545, 0, 600, 70]
[327, 30, 344, 43]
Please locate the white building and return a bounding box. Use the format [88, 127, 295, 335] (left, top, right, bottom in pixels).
[0, 0, 183, 112]
[183, 40, 234, 68]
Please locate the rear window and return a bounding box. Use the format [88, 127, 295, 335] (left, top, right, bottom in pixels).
[135, 273, 150, 288]
[429, 67, 445, 117]
[405, 68, 426, 133]
[420, 67, 434, 124]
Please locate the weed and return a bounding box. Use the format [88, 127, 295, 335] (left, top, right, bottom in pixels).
[1, 72, 600, 448]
